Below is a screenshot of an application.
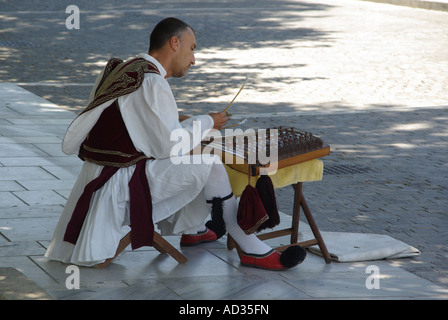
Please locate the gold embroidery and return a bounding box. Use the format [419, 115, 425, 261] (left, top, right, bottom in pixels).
[80, 58, 160, 115]
[84, 155, 151, 168]
[82, 144, 139, 158]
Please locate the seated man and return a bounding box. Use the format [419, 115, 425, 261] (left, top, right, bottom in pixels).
[45, 17, 304, 270]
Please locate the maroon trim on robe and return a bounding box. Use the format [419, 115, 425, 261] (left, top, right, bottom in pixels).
[63, 159, 154, 250]
[128, 160, 154, 249]
[63, 166, 119, 245]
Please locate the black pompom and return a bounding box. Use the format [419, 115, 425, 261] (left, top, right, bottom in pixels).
[279, 246, 307, 268]
[205, 196, 227, 239]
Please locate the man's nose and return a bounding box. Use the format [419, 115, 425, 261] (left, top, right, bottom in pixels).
[191, 54, 195, 65]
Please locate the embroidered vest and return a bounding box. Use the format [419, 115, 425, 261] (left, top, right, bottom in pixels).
[78, 57, 160, 167]
[80, 100, 150, 167]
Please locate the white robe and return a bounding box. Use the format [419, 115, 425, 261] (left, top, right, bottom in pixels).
[45, 53, 216, 266]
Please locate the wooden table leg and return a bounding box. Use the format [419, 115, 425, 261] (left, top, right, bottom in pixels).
[227, 181, 332, 264]
[291, 183, 302, 244]
[294, 183, 332, 264]
[227, 234, 242, 258]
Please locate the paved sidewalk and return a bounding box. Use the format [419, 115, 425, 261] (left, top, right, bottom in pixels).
[0, 83, 447, 300]
[1, 0, 447, 301]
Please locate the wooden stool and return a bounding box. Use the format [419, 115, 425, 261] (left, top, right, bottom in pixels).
[227, 181, 332, 264]
[96, 231, 187, 269]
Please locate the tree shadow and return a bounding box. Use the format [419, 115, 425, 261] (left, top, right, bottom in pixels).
[0, 0, 336, 111]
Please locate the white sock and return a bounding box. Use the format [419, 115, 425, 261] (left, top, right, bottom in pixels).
[204, 162, 272, 255]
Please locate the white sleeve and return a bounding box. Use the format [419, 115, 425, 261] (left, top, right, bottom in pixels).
[118, 74, 214, 159]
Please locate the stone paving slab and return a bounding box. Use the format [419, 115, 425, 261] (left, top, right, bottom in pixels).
[0, 267, 53, 300]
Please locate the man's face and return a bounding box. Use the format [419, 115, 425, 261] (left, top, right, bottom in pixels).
[172, 27, 196, 78]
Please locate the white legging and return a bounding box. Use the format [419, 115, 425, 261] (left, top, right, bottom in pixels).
[202, 162, 271, 255]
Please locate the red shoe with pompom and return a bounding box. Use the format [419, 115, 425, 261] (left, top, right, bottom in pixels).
[240, 246, 306, 271]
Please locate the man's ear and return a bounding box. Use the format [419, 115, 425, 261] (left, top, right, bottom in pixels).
[169, 35, 180, 52]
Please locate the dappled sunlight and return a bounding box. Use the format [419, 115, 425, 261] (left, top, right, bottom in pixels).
[178, 5, 336, 107]
[82, 60, 108, 68]
[0, 268, 53, 300]
[0, 1, 335, 110]
[389, 143, 416, 150]
[389, 122, 432, 132]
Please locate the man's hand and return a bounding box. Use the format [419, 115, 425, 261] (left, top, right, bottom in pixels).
[209, 112, 229, 130]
